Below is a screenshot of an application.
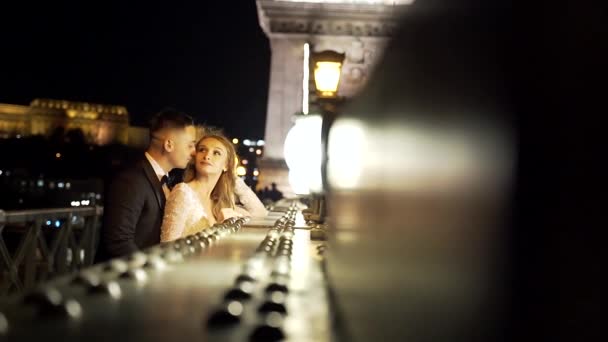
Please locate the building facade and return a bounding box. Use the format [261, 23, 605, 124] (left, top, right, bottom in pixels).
[256, 0, 411, 195]
[0, 98, 129, 145]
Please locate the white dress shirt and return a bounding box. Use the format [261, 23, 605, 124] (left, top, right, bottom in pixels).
[144, 152, 170, 198]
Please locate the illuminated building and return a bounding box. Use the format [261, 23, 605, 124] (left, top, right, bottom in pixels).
[0, 98, 129, 145]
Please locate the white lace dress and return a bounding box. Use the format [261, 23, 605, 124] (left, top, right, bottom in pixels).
[160, 178, 267, 242]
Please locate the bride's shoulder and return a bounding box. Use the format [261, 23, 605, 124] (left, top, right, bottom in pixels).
[171, 182, 196, 195]
[172, 182, 189, 191]
[167, 183, 197, 206]
[169, 182, 195, 198]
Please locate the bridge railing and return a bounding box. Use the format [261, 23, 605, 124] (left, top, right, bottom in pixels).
[0, 206, 103, 295]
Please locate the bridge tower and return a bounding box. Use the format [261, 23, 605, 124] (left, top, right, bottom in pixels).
[255, 0, 411, 196]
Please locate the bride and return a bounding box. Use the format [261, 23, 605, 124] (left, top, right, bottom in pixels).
[160, 131, 267, 242]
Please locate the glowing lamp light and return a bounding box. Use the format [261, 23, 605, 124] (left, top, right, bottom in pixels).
[232, 138, 239, 144]
[328, 119, 366, 189]
[236, 166, 247, 176]
[313, 50, 345, 98]
[314, 62, 342, 97]
[283, 114, 323, 195]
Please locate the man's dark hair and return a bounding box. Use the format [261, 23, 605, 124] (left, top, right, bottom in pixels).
[149, 108, 194, 136]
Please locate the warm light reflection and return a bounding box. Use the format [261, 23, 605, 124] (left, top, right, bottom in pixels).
[314, 61, 342, 97]
[82, 111, 99, 120]
[289, 229, 311, 291]
[282, 0, 414, 3]
[284, 114, 323, 194]
[327, 119, 365, 189]
[329, 117, 510, 192]
[227, 301, 243, 316]
[303, 43, 310, 114]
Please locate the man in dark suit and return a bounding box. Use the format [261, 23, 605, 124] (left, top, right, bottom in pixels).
[99, 109, 196, 260]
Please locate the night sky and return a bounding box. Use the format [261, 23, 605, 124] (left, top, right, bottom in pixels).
[0, 1, 270, 139]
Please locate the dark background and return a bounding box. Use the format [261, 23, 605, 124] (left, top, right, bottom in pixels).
[0, 1, 270, 139]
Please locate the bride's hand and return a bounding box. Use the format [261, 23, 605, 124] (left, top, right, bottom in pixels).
[220, 208, 244, 221]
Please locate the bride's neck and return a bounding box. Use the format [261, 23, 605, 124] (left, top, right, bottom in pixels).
[190, 174, 220, 199]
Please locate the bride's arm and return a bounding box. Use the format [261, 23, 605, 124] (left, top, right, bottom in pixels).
[160, 184, 190, 242]
[233, 177, 268, 217]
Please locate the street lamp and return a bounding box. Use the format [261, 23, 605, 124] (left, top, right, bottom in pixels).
[313, 50, 345, 99]
[304, 50, 345, 224]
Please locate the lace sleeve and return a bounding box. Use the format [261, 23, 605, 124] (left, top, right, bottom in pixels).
[161, 183, 192, 242]
[233, 177, 268, 217]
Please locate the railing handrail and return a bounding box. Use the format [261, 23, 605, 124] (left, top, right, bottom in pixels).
[0, 206, 104, 294]
[0, 206, 103, 225]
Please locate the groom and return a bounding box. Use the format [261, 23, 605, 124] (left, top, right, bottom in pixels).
[99, 109, 196, 260]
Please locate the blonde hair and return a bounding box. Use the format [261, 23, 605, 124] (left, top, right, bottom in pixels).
[183, 131, 237, 220]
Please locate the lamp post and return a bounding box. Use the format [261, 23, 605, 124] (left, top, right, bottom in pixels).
[305, 50, 345, 224]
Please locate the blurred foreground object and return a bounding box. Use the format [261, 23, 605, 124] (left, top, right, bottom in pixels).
[324, 0, 604, 340]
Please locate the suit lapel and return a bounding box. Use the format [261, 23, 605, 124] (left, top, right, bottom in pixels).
[141, 159, 165, 210]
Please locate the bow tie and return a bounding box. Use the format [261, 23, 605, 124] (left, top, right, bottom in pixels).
[160, 175, 173, 190]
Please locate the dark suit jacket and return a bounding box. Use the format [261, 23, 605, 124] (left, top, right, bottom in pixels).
[99, 158, 166, 260]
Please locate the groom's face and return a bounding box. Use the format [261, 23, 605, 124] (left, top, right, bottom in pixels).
[167, 125, 196, 169]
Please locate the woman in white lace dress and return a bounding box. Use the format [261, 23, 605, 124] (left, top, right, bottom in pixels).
[160, 132, 267, 242]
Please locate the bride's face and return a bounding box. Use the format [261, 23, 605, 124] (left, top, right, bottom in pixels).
[194, 137, 229, 177]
